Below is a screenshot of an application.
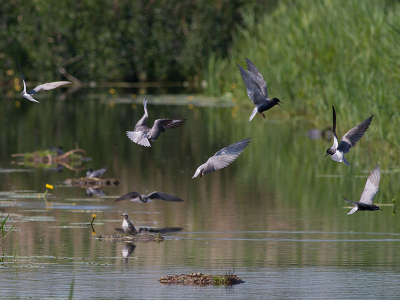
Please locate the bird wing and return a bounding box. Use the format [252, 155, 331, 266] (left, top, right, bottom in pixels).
[214, 137, 251, 156]
[203, 138, 251, 173]
[237, 63, 266, 105]
[16, 60, 27, 93]
[28, 81, 71, 94]
[115, 191, 141, 202]
[126, 130, 151, 147]
[134, 98, 148, 128]
[203, 154, 242, 173]
[339, 115, 374, 153]
[147, 119, 186, 140]
[147, 191, 184, 202]
[154, 119, 186, 131]
[359, 164, 380, 205]
[245, 58, 268, 98]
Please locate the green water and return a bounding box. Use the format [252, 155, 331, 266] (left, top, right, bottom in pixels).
[0, 91, 400, 299]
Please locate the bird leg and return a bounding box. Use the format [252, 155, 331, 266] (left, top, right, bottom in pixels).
[260, 112, 266, 119]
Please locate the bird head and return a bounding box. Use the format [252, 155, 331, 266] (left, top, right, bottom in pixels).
[372, 205, 382, 211]
[325, 148, 335, 157]
[272, 98, 282, 107]
[121, 213, 129, 219]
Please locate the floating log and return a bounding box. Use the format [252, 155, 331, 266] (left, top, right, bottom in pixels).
[158, 272, 244, 285]
[64, 177, 120, 187]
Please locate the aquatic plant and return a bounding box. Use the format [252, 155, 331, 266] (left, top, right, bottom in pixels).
[90, 214, 96, 226]
[159, 272, 244, 285]
[0, 212, 15, 262]
[41, 183, 54, 199]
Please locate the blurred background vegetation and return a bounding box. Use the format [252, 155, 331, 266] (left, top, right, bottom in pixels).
[0, 0, 276, 84]
[1, 0, 399, 136]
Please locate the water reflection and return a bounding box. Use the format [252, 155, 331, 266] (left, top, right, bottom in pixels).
[0, 92, 399, 299]
[122, 243, 136, 263]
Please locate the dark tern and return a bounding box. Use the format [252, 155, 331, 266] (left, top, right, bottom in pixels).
[344, 164, 381, 215]
[325, 106, 373, 165]
[237, 58, 281, 121]
[16, 60, 71, 103]
[121, 213, 137, 234]
[192, 137, 251, 178]
[115, 191, 183, 203]
[126, 98, 186, 147]
[86, 168, 107, 178]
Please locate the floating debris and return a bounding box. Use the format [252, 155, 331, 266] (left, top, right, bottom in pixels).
[158, 272, 244, 285]
[11, 148, 87, 171]
[96, 233, 164, 243]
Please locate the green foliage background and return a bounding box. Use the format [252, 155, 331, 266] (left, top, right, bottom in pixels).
[0, 0, 275, 83]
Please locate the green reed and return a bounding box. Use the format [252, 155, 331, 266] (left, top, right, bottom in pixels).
[204, 0, 400, 158]
[0, 212, 15, 262]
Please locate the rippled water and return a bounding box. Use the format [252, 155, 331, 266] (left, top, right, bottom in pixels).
[0, 91, 399, 299]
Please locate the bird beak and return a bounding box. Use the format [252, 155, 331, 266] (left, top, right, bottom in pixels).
[325, 153, 328, 157]
[277, 103, 282, 107]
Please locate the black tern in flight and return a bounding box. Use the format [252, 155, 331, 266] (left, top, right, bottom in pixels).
[115, 191, 183, 203]
[192, 137, 251, 178]
[121, 213, 137, 234]
[16, 60, 71, 103]
[86, 168, 107, 178]
[126, 98, 186, 147]
[344, 164, 381, 215]
[237, 58, 281, 121]
[325, 106, 373, 166]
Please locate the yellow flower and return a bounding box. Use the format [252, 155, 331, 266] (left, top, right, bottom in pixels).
[92, 214, 96, 219]
[109, 88, 115, 94]
[15, 100, 21, 108]
[131, 94, 136, 99]
[188, 104, 194, 110]
[131, 104, 136, 109]
[92, 231, 96, 235]
[46, 184, 54, 190]
[188, 96, 194, 101]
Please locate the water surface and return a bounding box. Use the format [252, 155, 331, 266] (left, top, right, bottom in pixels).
[0, 90, 399, 299]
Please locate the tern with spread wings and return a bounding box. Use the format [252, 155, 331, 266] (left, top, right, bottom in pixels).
[237, 58, 281, 121]
[325, 106, 373, 166]
[115, 191, 183, 203]
[16, 60, 71, 103]
[126, 98, 186, 147]
[343, 164, 381, 215]
[192, 137, 251, 178]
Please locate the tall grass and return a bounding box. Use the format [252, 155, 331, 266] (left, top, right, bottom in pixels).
[204, 0, 400, 157]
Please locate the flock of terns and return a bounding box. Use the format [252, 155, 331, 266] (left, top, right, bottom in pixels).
[16, 57, 381, 232]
